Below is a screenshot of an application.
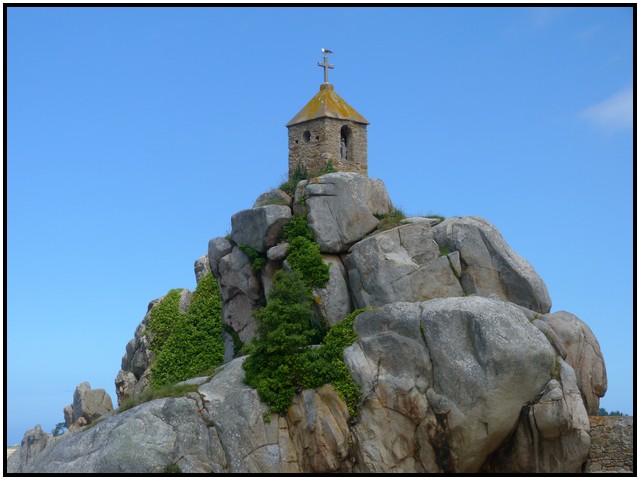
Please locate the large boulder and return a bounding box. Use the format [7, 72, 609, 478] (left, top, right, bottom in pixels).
[217, 247, 263, 344]
[344, 297, 588, 473]
[64, 382, 114, 431]
[534, 311, 607, 415]
[345, 223, 463, 308]
[230, 205, 292, 253]
[294, 172, 393, 253]
[432, 217, 552, 313]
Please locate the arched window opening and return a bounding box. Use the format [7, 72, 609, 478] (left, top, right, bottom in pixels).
[340, 126, 351, 162]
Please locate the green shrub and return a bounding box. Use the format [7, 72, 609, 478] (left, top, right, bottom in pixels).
[279, 163, 308, 196]
[297, 309, 365, 416]
[238, 244, 268, 272]
[282, 215, 329, 289]
[147, 273, 225, 388]
[282, 214, 315, 242]
[286, 237, 330, 289]
[243, 276, 364, 417]
[243, 270, 323, 414]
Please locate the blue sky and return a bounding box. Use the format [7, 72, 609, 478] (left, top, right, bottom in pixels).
[6, 6, 634, 444]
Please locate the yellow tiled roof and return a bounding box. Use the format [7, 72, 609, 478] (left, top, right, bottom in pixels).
[286, 84, 369, 127]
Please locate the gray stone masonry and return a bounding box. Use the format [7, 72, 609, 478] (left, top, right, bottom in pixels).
[288, 118, 367, 178]
[585, 416, 634, 473]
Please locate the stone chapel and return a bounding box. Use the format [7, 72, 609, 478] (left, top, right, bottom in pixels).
[286, 51, 369, 178]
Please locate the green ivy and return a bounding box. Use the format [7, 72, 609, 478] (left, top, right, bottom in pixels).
[147, 273, 225, 388]
[145, 289, 183, 353]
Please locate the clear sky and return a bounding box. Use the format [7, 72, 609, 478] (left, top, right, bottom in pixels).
[6, 5, 634, 445]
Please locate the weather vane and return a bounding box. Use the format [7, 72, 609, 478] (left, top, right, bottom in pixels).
[318, 48, 334, 84]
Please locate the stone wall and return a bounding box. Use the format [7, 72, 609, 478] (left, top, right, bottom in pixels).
[288, 118, 367, 178]
[585, 416, 634, 473]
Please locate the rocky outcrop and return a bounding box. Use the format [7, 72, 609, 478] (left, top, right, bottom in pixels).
[9, 298, 600, 474]
[9, 172, 609, 474]
[294, 172, 393, 253]
[63, 382, 114, 431]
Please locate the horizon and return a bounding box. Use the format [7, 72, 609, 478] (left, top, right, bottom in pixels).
[6, 5, 634, 445]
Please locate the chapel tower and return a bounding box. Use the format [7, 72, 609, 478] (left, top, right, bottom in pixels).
[286, 50, 369, 178]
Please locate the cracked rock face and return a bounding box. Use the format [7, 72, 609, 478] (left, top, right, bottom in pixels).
[432, 217, 552, 313]
[344, 297, 573, 473]
[345, 222, 463, 308]
[535, 311, 607, 415]
[295, 172, 393, 253]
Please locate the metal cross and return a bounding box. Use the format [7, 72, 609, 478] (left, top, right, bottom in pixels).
[318, 52, 334, 84]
